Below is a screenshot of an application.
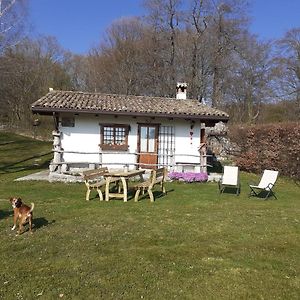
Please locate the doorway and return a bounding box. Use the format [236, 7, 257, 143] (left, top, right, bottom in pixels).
[138, 124, 158, 169]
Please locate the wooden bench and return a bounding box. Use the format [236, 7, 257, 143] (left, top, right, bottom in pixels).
[82, 167, 119, 201]
[133, 167, 167, 202]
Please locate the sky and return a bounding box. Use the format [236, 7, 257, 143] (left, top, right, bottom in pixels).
[29, 0, 300, 54]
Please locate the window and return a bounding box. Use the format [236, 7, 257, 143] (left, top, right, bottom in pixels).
[100, 124, 129, 151]
[140, 126, 156, 153]
[61, 117, 75, 127]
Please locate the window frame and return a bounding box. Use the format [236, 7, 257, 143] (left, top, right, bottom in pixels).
[99, 123, 129, 151]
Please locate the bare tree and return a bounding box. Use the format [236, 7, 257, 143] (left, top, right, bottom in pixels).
[182, 0, 212, 101]
[60, 0, 282, 126]
[64, 53, 89, 91]
[209, 0, 249, 108]
[225, 34, 274, 123]
[143, 0, 183, 96]
[0, 36, 72, 128]
[274, 27, 300, 119]
[0, 0, 28, 54]
[86, 17, 147, 95]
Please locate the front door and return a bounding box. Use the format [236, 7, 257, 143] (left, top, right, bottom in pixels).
[138, 124, 158, 169]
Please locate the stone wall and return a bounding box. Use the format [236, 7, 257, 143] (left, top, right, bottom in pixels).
[206, 122, 239, 161]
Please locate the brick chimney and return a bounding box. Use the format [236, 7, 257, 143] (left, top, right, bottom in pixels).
[176, 82, 187, 100]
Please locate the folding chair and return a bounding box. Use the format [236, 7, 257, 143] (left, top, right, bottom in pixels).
[249, 170, 279, 199]
[218, 166, 240, 196]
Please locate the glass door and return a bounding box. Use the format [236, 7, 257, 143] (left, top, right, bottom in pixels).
[138, 124, 158, 169]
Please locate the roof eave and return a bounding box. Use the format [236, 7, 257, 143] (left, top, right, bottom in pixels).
[31, 106, 229, 122]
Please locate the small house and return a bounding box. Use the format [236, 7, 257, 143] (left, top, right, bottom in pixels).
[31, 83, 229, 175]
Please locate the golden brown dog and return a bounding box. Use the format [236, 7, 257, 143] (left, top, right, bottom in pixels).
[10, 197, 34, 235]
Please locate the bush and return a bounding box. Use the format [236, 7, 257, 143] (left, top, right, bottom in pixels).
[168, 172, 208, 183]
[229, 122, 300, 180]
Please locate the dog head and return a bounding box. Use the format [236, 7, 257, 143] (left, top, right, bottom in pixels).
[10, 197, 22, 209]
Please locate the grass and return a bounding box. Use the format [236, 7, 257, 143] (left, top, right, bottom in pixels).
[0, 132, 299, 299]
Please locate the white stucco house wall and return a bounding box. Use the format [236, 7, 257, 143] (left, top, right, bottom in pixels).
[31, 84, 229, 175]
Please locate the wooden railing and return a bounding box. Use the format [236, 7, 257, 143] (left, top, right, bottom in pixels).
[50, 149, 211, 173]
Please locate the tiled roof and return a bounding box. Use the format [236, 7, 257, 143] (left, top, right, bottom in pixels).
[31, 90, 229, 121]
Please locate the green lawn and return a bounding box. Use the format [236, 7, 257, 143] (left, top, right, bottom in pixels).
[0, 133, 299, 299]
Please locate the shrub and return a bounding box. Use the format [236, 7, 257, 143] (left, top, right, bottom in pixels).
[168, 172, 208, 183]
[229, 122, 300, 180]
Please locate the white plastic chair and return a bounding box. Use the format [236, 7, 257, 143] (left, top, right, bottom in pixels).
[218, 166, 240, 196]
[249, 170, 279, 199]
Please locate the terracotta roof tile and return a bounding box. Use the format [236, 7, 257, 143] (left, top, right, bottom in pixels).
[31, 90, 229, 121]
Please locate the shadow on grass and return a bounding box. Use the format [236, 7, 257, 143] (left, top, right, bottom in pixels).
[249, 190, 277, 200]
[0, 209, 12, 219]
[0, 141, 15, 146]
[128, 188, 174, 202]
[87, 187, 174, 202]
[33, 217, 56, 230]
[11, 217, 55, 234]
[219, 187, 240, 196]
[0, 152, 52, 174]
[153, 190, 169, 200]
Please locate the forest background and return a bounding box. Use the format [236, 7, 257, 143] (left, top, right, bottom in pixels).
[0, 0, 299, 130]
[0, 0, 299, 179]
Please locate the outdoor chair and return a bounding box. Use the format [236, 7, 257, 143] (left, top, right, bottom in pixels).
[133, 167, 167, 202]
[82, 167, 120, 201]
[249, 169, 279, 199]
[218, 166, 240, 196]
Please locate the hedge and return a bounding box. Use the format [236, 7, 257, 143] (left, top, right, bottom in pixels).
[229, 122, 300, 180]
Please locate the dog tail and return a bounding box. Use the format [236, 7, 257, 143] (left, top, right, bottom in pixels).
[30, 203, 34, 213]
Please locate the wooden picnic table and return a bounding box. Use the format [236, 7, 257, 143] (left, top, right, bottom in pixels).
[104, 169, 145, 202]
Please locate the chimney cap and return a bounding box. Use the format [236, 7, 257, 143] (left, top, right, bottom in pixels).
[49, 87, 54, 92]
[176, 82, 187, 88]
[176, 82, 187, 100]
